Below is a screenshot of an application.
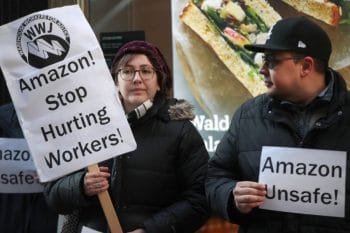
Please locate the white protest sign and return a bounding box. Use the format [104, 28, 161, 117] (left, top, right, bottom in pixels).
[81, 226, 103, 233]
[259, 146, 347, 217]
[0, 5, 137, 182]
[0, 138, 43, 193]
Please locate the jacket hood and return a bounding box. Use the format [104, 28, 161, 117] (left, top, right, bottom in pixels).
[168, 99, 195, 121]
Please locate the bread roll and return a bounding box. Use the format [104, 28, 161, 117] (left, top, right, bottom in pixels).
[281, 0, 341, 26]
[180, 1, 281, 96]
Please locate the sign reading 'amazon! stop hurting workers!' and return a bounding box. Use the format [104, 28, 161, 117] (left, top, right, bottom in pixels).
[0, 5, 136, 182]
[259, 146, 347, 218]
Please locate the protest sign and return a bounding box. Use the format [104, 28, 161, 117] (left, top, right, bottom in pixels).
[259, 146, 347, 217]
[0, 5, 136, 182]
[82, 226, 102, 233]
[0, 137, 43, 193]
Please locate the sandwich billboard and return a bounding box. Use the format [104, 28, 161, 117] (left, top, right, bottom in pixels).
[172, 0, 350, 155]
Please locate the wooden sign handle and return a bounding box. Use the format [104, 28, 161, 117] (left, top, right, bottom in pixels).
[88, 164, 123, 233]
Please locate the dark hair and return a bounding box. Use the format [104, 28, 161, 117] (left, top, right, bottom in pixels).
[313, 58, 327, 74]
[292, 52, 327, 73]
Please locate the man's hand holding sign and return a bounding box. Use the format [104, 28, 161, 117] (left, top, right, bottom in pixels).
[232, 146, 347, 218]
[233, 181, 266, 214]
[0, 5, 136, 233]
[259, 146, 346, 217]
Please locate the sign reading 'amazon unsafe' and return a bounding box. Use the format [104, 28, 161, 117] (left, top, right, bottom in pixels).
[259, 146, 347, 218]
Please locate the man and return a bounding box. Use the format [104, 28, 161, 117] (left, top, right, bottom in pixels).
[0, 103, 58, 233]
[206, 16, 350, 232]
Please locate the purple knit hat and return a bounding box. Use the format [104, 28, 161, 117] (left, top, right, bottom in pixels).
[112, 40, 172, 92]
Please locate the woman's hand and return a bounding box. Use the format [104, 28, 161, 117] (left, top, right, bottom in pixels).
[83, 166, 110, 196]
[233, 181, 266, 214]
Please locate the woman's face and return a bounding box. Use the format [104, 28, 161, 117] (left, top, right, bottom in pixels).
[117, 54, 160, 113]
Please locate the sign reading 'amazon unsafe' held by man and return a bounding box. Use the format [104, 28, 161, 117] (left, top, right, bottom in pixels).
[259, 146, 347, 218]
[0, 5, 136, 182]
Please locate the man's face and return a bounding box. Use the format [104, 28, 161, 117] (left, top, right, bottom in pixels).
[259, 51, 304, 103]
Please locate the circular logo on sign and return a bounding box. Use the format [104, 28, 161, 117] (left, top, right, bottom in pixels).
[16, 14, 70, 68]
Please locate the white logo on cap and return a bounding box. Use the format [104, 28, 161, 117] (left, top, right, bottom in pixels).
[266, 25, 274, 41]
[298, 40, 306, 48]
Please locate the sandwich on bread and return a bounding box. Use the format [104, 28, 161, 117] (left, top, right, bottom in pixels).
[281, 0, 342, 26]
[180, 0, 281, 97]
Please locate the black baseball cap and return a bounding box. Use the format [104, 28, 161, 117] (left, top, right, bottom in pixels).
[244, 16, 332, 63]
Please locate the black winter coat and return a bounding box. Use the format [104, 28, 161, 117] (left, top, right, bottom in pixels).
[0, 103, 58, 233]
[206, 69, 350, 233]
[44, 94, 210, 233]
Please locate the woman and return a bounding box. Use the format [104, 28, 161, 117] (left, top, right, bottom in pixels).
[44, 41, 209, 233]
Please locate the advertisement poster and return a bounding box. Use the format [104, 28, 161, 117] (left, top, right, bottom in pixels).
[172, 0, 350, 155]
